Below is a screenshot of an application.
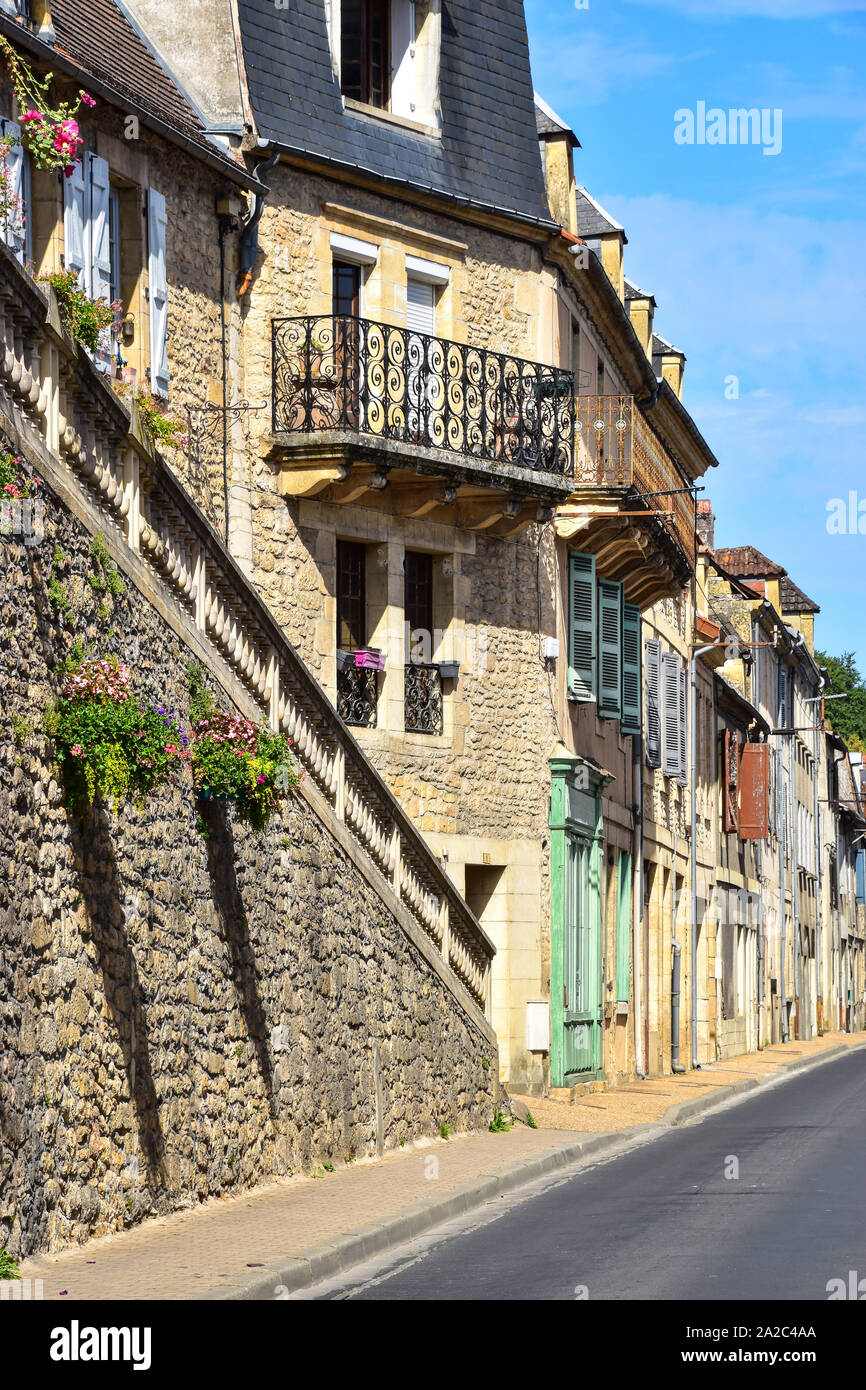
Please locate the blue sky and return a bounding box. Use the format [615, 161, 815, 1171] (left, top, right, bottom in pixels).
[525, 0, 866, 672]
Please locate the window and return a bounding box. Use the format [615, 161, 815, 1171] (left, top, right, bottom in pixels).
[333, 259, 361, 317]
[0, 118, 31, 264]
[567, 553, 642, 736]
[405, 550, 433, 647]
[406, 276, 436, 335]
[337, 540, 367, 651]
[597, 355, 605, 396]
[341, 0, 390, 108]
[404, 550, 442, 735]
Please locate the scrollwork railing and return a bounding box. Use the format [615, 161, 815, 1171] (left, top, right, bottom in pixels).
[272, 314, 575, 478]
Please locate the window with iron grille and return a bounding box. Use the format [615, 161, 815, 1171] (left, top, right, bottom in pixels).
[341, 0, 390, 108]
[404, 551, 442, 734]
[336, 540, 378, 728]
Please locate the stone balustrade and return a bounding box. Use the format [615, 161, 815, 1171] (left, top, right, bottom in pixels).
[0, 242, 494, 1014]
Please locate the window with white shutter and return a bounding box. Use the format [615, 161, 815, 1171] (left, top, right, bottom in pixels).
[661, 651, 682, 778]
[406, 276, 435, 335]
[0, 120, 30, 263]
[147, 188, 169, 397]
[645, 639, 662, 767]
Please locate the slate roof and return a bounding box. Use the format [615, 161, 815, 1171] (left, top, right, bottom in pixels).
[534, 92, 578, 144]
[575, 186, 624, 238]
[781, 575, 820, 615]
[235, 0, 554, 225]
[714, 546, 786, 579]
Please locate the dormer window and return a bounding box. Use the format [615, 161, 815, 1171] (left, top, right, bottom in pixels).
[341, 0, 390, 109]
[335, 1, 441, 130]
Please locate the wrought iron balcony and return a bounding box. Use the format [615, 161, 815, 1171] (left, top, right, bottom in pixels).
[574, 394, 696, 568]
[271, 315, 575, 485]
[405, 663, 444, 736]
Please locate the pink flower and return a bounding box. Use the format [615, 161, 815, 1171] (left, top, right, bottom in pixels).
[70, 745, 83, 757]
[21, 110, 44, 124]
[79, 92, 96, 108]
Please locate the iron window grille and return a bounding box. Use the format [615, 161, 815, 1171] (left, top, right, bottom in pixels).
[404, 663, 443, 735]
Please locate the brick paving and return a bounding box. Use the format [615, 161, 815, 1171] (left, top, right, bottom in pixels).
[16, 1030, 864, 1300]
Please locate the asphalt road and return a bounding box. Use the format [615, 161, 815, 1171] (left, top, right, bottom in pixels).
[322, 1049, 866, 1300]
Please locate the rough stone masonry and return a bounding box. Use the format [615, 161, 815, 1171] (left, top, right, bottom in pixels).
[0, 464, 496, 1259]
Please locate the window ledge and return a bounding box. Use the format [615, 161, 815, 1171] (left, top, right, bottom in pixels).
[343, 97, 441, 140]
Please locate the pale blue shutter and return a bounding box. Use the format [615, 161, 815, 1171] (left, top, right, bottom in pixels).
[662, 652, 681, 777]
[856, 848, 865, 905]
[148, 188, 169, 396]
[621, 602, 642, 736]
[777, 660, 787, 729]
[89, 155, 113, 373]
[677, 664, 688, 786]
[645, 639, 662, 768]
[63, 153, 88, 290]
[567, 552, 596, 703]
[0, 121, 27, 262]
[598, 579, 623, 719]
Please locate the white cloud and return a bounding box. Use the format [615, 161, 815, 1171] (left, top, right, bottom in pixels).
[623, 0, 866, 18]
[528, 29, 697, 107]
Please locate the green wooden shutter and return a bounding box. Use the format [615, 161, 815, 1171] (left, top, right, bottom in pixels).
[616, 850, 632, 1003]
[621, 602, 642, 736]
[645, 639, 662, 767]
[568, 552, 597, 702]
[597, 579, 623, 719]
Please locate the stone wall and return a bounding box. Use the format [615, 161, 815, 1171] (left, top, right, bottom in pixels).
[0, 449, 496, 1260]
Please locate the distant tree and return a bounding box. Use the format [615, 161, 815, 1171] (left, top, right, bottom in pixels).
[815, 650, 866, 753]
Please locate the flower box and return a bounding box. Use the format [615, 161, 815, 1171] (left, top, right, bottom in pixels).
[354, 648, 386, 672]
[438, 660, 461, 681]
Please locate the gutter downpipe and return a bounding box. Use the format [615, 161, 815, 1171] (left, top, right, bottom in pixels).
[780, 753, 789, 1043]
[790, 773, 801, 1038]
[690, 643, 719, 1069]
[814, 676, 825, 1031]
[633, 733, 646, 1078]
[832, 746, 848, 1031]
[671, 831, 685, 1072]
[756, 836, 765, 1051]
[238, 145, 281, 292]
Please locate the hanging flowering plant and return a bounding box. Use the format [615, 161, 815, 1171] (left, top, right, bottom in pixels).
[112, 383, 189, 452]
[45, 656, 189, 810]
[0, 36, 95, 176]
[40, 267, 121, 353]
[189, 708, 301, 832]
[0, 438, 39, 500]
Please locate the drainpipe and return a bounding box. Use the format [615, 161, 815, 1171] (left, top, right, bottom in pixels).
[790, 774, 801, 1038]
[690, 643, 719, 1069]
[832, 746, 848, 1031]
[633, 733, 646, 1078]
[756, 836, 765, 1050]
[237, 146, 281, 296]
[671, 831, 685, 1072]
[780, 758, 789, 1042]
[814, 676, 825, 1030]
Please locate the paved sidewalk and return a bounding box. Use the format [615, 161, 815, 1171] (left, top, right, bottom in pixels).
[17, 1030, 866, 1300]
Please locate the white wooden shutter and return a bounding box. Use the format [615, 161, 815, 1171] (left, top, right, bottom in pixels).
[148, 188, 169, 396]
[645, 639, 662, 768]
[662, 651, 682, 778]
[89, 155, 113, 373]
[406, 276, 435, 335]
[0, 121, 27, 262]
[777, 660, 787, 729]
[390, 0, 416, 120]
[64, 153, 88, 290]
[567, 551, 596, 703]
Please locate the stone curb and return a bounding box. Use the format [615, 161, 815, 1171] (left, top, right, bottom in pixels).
[215, 1039, 866, 1300]
[208, 1129, 643, 1301]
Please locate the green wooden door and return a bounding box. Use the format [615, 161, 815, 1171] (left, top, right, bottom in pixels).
[562, 834, 601, 1078]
